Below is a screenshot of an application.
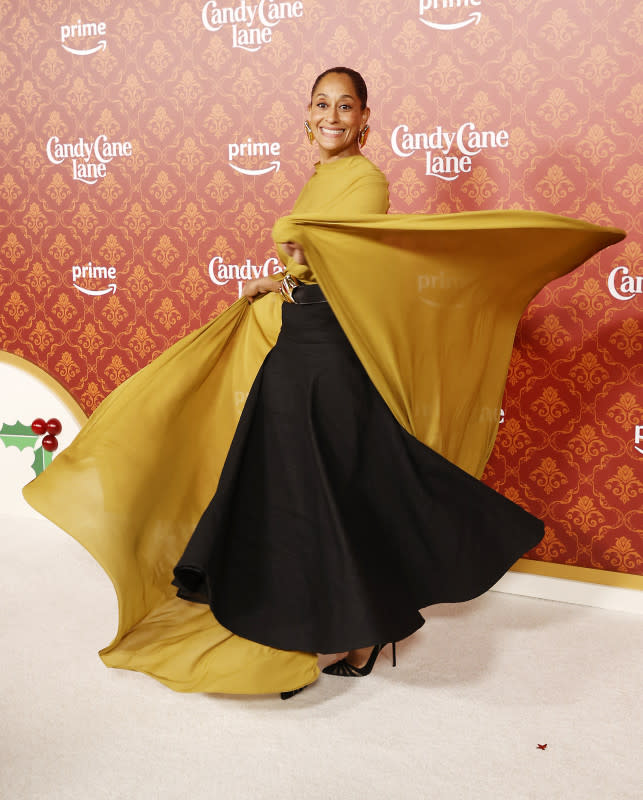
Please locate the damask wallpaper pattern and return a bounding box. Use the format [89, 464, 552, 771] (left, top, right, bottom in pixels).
[0, 0, 641, 577]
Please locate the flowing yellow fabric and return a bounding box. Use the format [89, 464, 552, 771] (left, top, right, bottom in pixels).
[276, 209, 625, 475]
[24, 156, 624, 694]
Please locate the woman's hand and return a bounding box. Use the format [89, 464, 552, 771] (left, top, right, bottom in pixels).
[279, 241, 307, 265]
[242, 276, 282, 304]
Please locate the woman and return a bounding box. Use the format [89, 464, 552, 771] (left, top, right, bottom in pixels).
[172, 68, 411, 684]
[24, 68, 624, 699]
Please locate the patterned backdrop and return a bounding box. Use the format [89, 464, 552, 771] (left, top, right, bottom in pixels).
[0, 0, 641, 578]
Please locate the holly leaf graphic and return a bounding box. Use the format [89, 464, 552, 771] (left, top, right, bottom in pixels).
[30, 444, 53, 478]
[0, 421, 39, 452]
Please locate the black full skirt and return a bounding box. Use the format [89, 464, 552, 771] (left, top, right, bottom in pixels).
[173, 288, 543, 654]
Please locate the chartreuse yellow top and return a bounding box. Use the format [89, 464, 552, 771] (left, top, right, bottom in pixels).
[24, 156, 624, 694]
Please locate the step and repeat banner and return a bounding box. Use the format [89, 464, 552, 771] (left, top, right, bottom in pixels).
[0, 1, 641, 581]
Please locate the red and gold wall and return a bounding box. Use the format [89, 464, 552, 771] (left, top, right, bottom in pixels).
[0, 0, 641, 583]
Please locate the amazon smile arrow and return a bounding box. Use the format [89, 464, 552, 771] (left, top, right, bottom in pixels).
[62, 39, 107, 55]
[73, 283, 117, 296]
[420, 12, 481, 31]
[228, 160, 280, 176]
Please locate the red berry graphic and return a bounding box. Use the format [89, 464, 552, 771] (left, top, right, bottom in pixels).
[42, 434, 58, 452]
[46, 418, 62, 435]
[31, 418, 47, 435]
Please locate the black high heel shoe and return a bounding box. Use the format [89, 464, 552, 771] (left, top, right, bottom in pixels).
[322, 642, 397, 677]
[280, 685, 308, 700]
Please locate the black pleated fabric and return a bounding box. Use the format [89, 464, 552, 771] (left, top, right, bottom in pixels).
[173, 287, 543, 653]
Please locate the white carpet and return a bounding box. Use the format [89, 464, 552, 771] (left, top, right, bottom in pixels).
[1, 514, 641, 800]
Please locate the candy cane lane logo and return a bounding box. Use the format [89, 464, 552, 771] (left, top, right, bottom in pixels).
[72, 262, 117, 296]
[607, 266, 643, 301]
[209, 255, 281, 297]
[419, 0, 482, 31]
[228, 138, 280, 175]
[202, 0, 304, 52]
[46, 135, 132, 185]
[60, 19, 107, 55]
[391, 122, 509, 181]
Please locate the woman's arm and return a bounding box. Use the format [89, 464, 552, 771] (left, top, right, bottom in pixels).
[241, 276, 282, 303]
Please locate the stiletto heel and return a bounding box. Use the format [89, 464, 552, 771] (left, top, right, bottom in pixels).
[322, 642, 397, 677]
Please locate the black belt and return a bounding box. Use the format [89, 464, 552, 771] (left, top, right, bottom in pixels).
[291, 284, 328, 305]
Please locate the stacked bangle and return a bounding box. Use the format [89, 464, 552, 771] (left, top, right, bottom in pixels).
[279, 273, 301, 303]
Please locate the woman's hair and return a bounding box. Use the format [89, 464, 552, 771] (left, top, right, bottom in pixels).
[310, 67, 368, 109]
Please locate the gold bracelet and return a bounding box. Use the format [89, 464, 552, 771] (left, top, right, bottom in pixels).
[279, 273, 301, 303]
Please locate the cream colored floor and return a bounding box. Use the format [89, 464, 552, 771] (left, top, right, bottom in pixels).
[2, 514, 641, 800]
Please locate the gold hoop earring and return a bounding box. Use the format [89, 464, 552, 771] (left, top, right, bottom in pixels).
[358, 124, 370, 148]
[304, 120, 314, 145]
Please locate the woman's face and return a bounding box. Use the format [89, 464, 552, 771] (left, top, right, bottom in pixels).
[309, 72, 370, 162]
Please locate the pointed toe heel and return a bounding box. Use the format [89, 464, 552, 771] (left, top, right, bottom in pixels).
[280, 685, 308, 700]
